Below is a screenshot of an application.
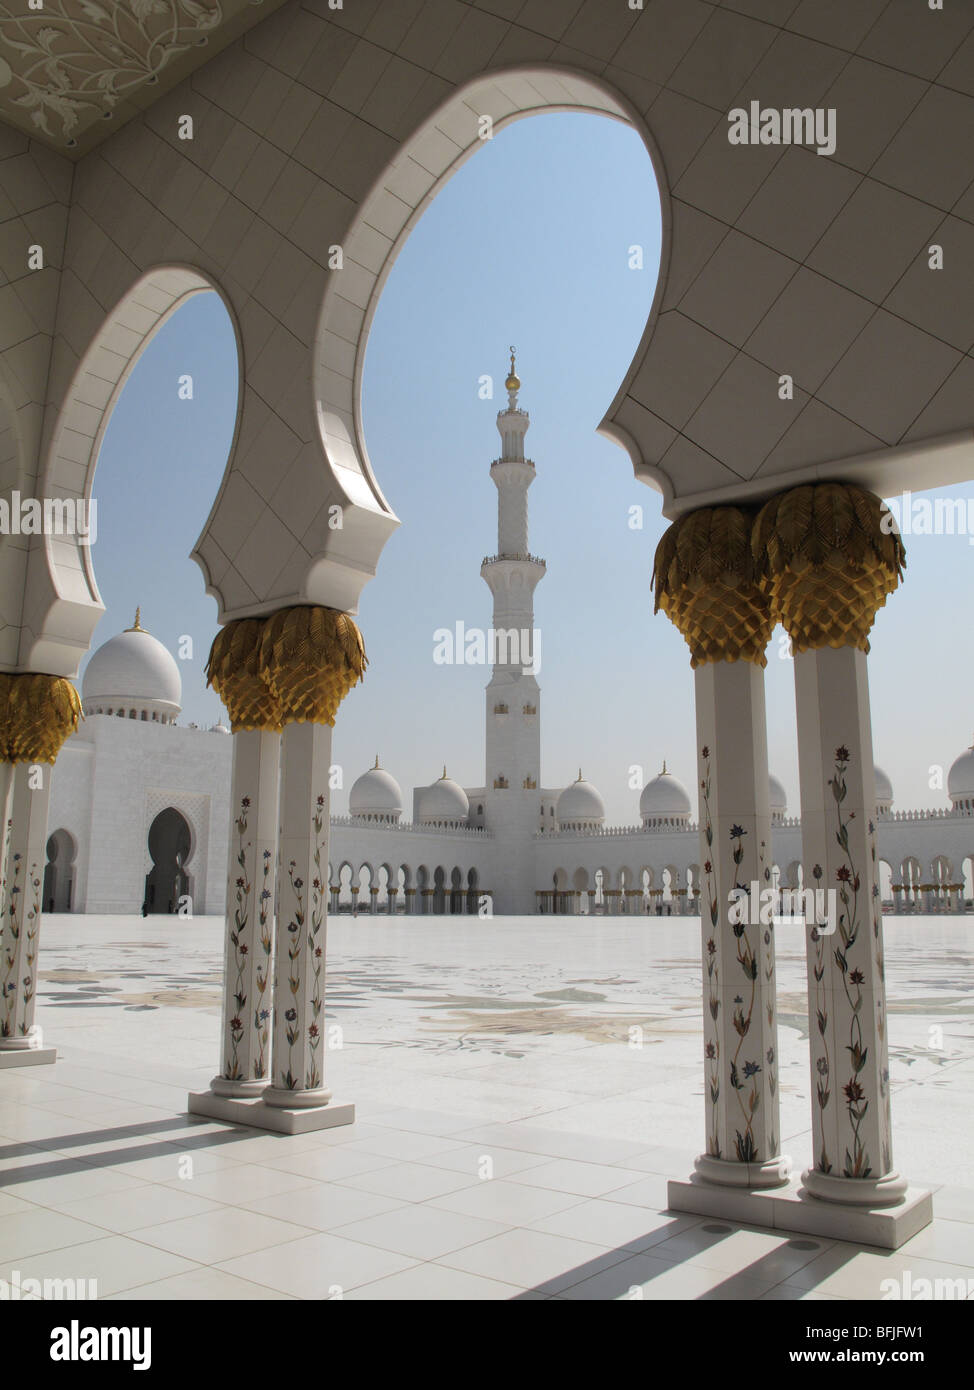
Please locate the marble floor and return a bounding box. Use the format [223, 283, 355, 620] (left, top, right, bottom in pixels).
[0, 914, 972, 1300]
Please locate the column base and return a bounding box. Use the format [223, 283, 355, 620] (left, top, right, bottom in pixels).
[262, 1084, 331, 1109]
[667, 1172, 933, 1250]
[694, 1152, 792, 1190]
[0, 1046, 56, 1069]
[800, 1166, 909, 1208]
[188, 1089, 355, 1135]
[209, 1075, 268, 1099]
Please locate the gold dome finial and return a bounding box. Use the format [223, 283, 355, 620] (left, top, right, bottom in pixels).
[577, 768, 583, 782]
[661, 760, 668, 775]
[127, 607, 143, 632]
[374, 754, 380, 770]
[505, 345, 520, 393]
[441, 764, 447, 780]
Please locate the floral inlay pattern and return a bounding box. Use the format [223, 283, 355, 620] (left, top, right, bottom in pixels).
[1, 841, 41, 1040]
[280, 856, 306, 1092]
[224, 795, 250, 1081]
[728, 821, 762, 1163]
[0, 0, 222, 146]
[306, 794, 326, 1091]
[830, 746, 872, 1180]
[700, 746, 720, 1158]
[254, 847, 272, 1080]
[810, 858, 832, 1173]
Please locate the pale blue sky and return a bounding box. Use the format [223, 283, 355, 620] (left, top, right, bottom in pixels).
[85, 112, 974, 822]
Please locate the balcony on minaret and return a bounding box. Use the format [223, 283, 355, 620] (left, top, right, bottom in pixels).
[481, 552, 546, 568]
[493, 775, 509, 789]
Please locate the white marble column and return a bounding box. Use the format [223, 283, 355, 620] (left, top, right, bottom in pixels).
[210, 729, 280, 1097]
[692, 659, 788, 1186]
[263, 721, 335, 1110]
[0, 762, 13, 901]
[0, 762, 51, 1051]
[749, 479, 930, 1242]
[793, 645, 905, 1204]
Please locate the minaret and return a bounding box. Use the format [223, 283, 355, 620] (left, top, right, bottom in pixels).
[481, 349, 545, 913]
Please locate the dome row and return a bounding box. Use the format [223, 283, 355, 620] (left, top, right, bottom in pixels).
[347, 761, 915, 829]
[348, 762, 469, 827]
[77, 618, 974, 814]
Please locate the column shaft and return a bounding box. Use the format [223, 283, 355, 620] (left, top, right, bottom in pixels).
[213, 729, 280, 1095]
[693, 660, 786, 1185]
[0, 763, 51, 1048]
[793, 645, 901, 1201]
[264, 721, 333, 1107]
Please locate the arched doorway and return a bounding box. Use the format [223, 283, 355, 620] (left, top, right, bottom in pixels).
[43, 829, 77, 913]
[144, 808, 192, 915]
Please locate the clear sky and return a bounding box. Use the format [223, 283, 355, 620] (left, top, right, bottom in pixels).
[85, 111, 974, 823]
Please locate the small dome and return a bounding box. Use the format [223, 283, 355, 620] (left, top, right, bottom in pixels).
[640, 763, 691, 826]
[350, 757, 403, 823]
[418, 768, 469, 826]
[768, 773, 787, 813]
[82, 610, 181, 723]
[210, 723, 230, 735]
[557, 771, 605, 829]
[874, 764, 893, 809]
[948, 743, 974, 803]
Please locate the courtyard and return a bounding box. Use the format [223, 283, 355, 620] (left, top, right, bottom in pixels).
[1, 914, 971, 1301]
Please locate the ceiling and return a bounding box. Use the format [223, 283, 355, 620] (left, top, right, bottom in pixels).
[0, 0, 289, 157]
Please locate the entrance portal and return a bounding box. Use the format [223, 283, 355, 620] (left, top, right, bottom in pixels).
[144, 808, 192, 915]
[43, 829, 77, 913]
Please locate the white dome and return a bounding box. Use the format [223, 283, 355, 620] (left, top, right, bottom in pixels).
[82, 611, 181, 723]
[874, 764, 893, 808]
[210, 723, 230, 735]
[948, 745, 974, 803]
[769, 773, 787, 814]
[640, 765, 691, 825]
[418, 770, 469, 825]
[557, 773, 605, 829]
[350, 759, 403, 823]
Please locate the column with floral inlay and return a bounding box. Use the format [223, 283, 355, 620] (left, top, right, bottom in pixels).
[258, 606, 366, 1111]
[204, 620, 282, 1096]
[0, 674, 81, 1056]
[654, 508, 789, 1188]
[753, 482, 907, 1205]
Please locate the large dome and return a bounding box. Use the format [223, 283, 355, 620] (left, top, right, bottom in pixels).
[350, 758, 403, 823]
[874, 764, 893, 810]
[640, 764, 691, 827]
[418, 769, 469, 826]
[557, 772, 605, 830]
[82, 611, 181, 724]
[948, 743, 974, 808]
